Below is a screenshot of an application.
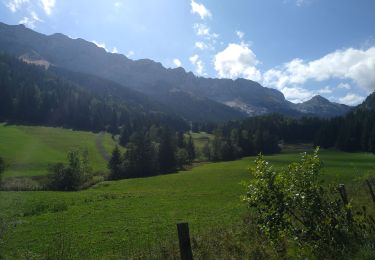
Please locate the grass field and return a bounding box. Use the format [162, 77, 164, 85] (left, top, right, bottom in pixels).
[0, 124, 118, 178]
[1, 147, 374, 258]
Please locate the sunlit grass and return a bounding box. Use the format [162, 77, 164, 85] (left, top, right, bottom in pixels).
[0, 123, 117, 178]
[1, 148, 374, 258]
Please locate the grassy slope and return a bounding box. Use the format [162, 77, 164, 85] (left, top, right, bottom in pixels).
[1, 149, 374, 258]
[0, 124, 117, 178]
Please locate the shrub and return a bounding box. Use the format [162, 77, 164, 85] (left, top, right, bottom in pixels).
[48, 149, 92, 191]
[244, 148, 375, 258]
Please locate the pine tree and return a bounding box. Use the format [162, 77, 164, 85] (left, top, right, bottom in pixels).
[202, 142, 212, 161]
[368, 124, 375, 154]
[186, 134, 196, 163]
[176, 131, 185, 148]
[123, 132, 158, 178]
[119, 126, 131, 146]
[108, 146, 122, 180]
[158, 127, 177, 173]
[0, 157, 5, 183]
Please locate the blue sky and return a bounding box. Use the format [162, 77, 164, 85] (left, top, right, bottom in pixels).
[1, 0, 375, 105]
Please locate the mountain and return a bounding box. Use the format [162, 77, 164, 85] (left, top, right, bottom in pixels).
[295, 95, 352, 118]
[0, 54, 190, 132]
[0, 22, 351, 119]
[358, 91, 375, 110]
[50, 67, 246, 122]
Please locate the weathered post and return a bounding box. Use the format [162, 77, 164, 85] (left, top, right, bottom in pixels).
[177, 223, 194, 260]
[338, 184, 352, 222]
[366, 179, 375, 206]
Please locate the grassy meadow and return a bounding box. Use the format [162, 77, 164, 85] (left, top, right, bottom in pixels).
[1, 143, 374, 258]
[0, 123, 117, 178]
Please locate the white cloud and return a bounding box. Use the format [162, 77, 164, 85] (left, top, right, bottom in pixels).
[338, 93, 365, 106]
[214, 42, 261, 81]
[236, 30, 245, 40]
[18, 10, 43, 28]
[193, 23, 218, 39]
[19, 16, 36, 29]
[337, 82, 351, 90]
[111, 47, 118, 54]
[126, 50, 135, 58]
[281, 87, 314, 103]
[173, 58, 182, 67]
[6, 0, 29, 12]
[40, 0, 55, 15]
[189, 54, 205, 75]
[92, 41, 109, 51]
[317, 86, 332, 94]
[195, 41, 208, 50]
[263, 46, 375, 93]
[190, 0, 211, 19]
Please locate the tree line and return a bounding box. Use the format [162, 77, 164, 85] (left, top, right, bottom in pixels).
[108, 126, 195, 180]
[196, 104, 375, 162]
[314, 108, 375, 153]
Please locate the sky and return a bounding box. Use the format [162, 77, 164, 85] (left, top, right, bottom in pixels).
[1, 0, 375, 105]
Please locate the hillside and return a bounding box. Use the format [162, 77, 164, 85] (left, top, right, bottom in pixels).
[0, 124, 117, 178]
[358, 91, 375, 110]
[0, 22, 351, 118]
[0, 54, 188, 132]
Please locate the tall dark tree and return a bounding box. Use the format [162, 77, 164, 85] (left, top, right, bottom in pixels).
[158, 127, 177, 173]
[0, 157, 5, 183]
[176, 131, 185, 148]
[108, 146, 123, 180]
[186, 134, 196, 163]
[122, 132, 158, 178]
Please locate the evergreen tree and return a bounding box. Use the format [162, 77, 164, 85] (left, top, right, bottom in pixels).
[108, 146, 123, 180]
[119, 126, 131, 146]
[0, 157, 5, 183]
[176, 131, 185, 148]
[212, 130, 223, 161]
[369, 124, 375, 154]
[202, 141, 212, 161]
[158, 127, 177, 172]
[176, 148, 189, 168]
[122, 132, 158, 178]
[186, 134, 196, 163]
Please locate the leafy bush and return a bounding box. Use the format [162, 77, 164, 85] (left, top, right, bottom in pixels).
[48, 149, 92, 191]
[244, 148, 375, 258]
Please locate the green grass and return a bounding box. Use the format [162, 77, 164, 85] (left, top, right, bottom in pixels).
[0, 124, 117, 178]
[1, 149, 374, 258]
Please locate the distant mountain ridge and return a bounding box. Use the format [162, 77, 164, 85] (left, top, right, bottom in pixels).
[0, 22, 352, 119]
[295, 95, 352, 118]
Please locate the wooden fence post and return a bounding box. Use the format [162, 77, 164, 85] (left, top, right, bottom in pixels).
[366, 179, 375, 206]
[338, 184, 352, 222]
[177, 223, 194, 260]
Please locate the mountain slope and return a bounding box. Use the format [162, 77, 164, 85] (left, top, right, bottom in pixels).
[295, 95, 352, 118]
[0, 22, 352, 118]
[0, 54, 188, 131]
[358, 91, 375, 110]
